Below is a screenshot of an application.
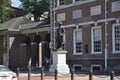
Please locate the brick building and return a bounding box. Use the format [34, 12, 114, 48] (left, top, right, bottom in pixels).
[50, 0, 120, 71]
[0, 16, 50, 70]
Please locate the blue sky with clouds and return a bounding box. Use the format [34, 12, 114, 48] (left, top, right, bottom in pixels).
[11, 0, 22, 8]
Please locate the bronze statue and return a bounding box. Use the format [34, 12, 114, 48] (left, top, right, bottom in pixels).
[56, 22, 65, 50]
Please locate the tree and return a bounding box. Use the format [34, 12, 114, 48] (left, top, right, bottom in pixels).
[0, 0, 13, 22]
[20, 0, 50, 22]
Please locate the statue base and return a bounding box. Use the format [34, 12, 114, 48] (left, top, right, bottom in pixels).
[49, 50, 70, 74]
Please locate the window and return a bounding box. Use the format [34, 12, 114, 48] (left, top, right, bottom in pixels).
[73, 64, 82, 72]
[75, 0, 82, 1]
[91, 64, 102, 71]
[74, 0, 86, 2]
[90, 5, 101, 16]
[58, 0, 65, 6]
[112, 24, 120, 53]
[57, 13, 65, 22]
[112, 1, 120, 12]
[91, 26, 102, 53]
[72, 9, 82, 19]
[73, 29, 82, 55]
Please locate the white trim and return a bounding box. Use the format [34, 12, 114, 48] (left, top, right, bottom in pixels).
[55, 0, 95, 10]
[90, 5, 101, 16]
[91, 26, 102, 54]
[72, 9, 82, 19]
[112, 23, 120, 53]
[91, 64, 102, 71]
[73, 29, 83, 55]
[57, 0, 65, 7]
[54, 17, 116, 29]
[57, 0, 60, 7]
[62, 18, 116, 29]
[57, 13, 66, 22]
[112, 24, 115, 53]
[112, 1, 120, 12]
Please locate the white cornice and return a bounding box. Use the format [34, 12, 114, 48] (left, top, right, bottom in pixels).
[62, 17, 116, 29]
[54, 0, 95, 10]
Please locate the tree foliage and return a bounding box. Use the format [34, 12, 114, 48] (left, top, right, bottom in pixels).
[0, 0, 13, 22]
[20, 0, 50, 22]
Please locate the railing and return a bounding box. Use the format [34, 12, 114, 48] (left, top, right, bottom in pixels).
[16, 67, 120, 80]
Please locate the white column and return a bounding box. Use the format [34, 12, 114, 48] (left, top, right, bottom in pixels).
[39, 43, 42, 67]
[3, 34, 9, 67]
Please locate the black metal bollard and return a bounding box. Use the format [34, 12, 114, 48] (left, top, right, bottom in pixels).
[70, 68, 74, 80]
[89, 70, 93, 80]
[110, 71, 114, 80]
[17, 68, 19, 80]
[55, 69, 58, 80]
[41, 67, 44, 80]
[28, 67, 31, 80]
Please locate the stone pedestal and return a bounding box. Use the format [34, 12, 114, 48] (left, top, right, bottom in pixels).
[49, 50, 70, 74]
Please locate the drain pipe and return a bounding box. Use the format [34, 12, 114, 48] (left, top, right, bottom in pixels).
[104, 0, 108, 70]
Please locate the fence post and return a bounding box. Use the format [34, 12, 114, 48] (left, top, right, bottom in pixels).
[55, 69, 58, 80]
[89, 70, 93, 80]
[28, 67, 31, 80]
[110, 71, 114, 80]
[41, 67, 44, 80]
[70, 68, 74, 80]
[17, 68, 19, 80]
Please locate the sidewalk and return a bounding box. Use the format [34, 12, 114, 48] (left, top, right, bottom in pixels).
[19, 72, 120, 80]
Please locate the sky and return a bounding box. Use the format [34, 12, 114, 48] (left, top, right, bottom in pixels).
[11, 0, 22, 8]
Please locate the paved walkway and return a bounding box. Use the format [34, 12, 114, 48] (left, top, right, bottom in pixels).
[19, 72, 120, 80]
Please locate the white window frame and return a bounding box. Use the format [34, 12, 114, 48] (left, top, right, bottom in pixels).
[73, 0, 87, 3]
[112, 1, 120, 12]
[73, 29, 83, 55]
[57, 0, 65, 6]
[72, 9, 82, 19]
[91, 64, 102, 71]
[112, 23, 120, 53]
[57, 13, 65, 22]
[90, 5, 101, 16]
[73, 64, 82, 71]
[91, 26, 102, 54]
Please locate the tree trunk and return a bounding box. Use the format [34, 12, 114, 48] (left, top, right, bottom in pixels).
[34, 15, 39, 22]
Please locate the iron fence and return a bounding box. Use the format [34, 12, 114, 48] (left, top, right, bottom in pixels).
[16, 67, 120, 80]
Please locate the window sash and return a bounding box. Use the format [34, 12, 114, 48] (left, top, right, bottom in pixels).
[72, 9, 82, 19]
[92, 26, 102, 53]
[113, 24, 120, 52]
[75, 0, 85, 2]
[59, 0, 65, 5]
[74, 30, 82, 54]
